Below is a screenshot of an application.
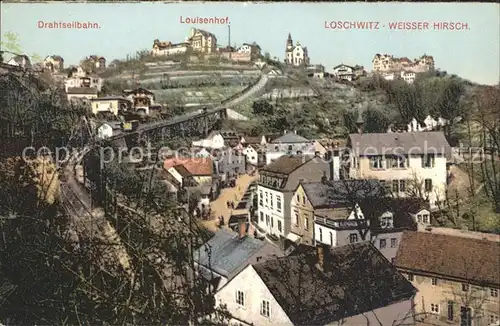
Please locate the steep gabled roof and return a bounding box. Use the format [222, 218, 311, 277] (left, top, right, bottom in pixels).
[395, 231, 500, 287]
[163, 157, 213, 176]
[348, 131, 451, 156]
[271, 132, 310, 144]
[301, 180, 384, 208]
[261, 155, 315, 175]
[195, 229, 282, 280]
[253, 242, 416, 325]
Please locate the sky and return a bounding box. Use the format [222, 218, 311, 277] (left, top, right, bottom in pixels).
[1, 2, 499, 85]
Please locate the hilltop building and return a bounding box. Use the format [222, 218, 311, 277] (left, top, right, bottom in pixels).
[284, 33, 310, 67]
[86, 55, 106, 69]
[43, 55, 64, 72]
[6, 54, 32, 69]
[372, 54, 435, 82]
[152, 39, 192, 57]
[187, 28, 217, 54]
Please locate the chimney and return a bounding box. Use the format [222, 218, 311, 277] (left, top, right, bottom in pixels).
[316, 245, 324, 271]
[327, 150, 334, 181]
[238, 219, 246, 239]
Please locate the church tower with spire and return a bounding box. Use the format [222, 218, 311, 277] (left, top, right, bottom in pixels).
[285, 33, 294, 64]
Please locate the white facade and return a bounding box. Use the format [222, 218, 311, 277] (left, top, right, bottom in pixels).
[65, 76, 102, 92]
[401, 70, 416, 84]
[382, 72, 396, 81]
[152, 43, 190, 57]
[243, 146, 258, 166]
[407, 118, 426, 132]
[256, 186, 285, 237]
[333, 64, 355, 81]
[167, 167, 184, 185]
[285, 34, 309, 67]
[7, 55, 32, 69]
[351, 155, 448, 208]
[97, 123, 113, 139]
[215, 265, 292, 326]
[314, 205, 369, 247]
[237, 44, 252, 54]
[414, 209, 431, 226]
[192, 133, 225, 149]
[287, 44, 308, 66]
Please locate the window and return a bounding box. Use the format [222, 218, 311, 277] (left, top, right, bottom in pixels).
[407, 274, 414, 281]
[288, 145, 293, 151]
[259, 191, 263, 205]
[391, 155, 407, 168]
[266, 215, 269, 225]
[319, 228, 323, 242]
[424, 179, 433, 192]
[431, 278, 438, 286]
[296, 194, 300, 202]
[417, 214, 422, 223]
[490, 288, 499, 297]
[422, 154, 435, 168]
[462, 283, 469, 292]
[489, 314, 499, 326]
[461, 306, 472, 326]
[277, 196, 282, 212]
[379, 239, 387, 248]
[399, 180, 406, 193]
[278, 220, 282, 232]
[330, 232, 333, 246]
[265, 192, 268, 204]
[270, 194, 273, 209]
[349, 233, 358, 243]
[302, 196, 305, 205]
[430, 303, 440, 314]
[370, 156, 385, 169]
[304, 216, 309, 230]
[391, 238, 398, 248]
[260, 212, 264, 222]
[423, 214, 430, 224]
[392, 180, 399, 193]
[260, 300, 270, 318]
[294, 213, 299, 226]
[447, 301, 454, 321]
[235, 290, 245, 306]
[271, 218, 274, 228]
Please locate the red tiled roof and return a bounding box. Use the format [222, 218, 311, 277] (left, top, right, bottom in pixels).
[164, 157, 213, 176]
[395, 231, 500, 287]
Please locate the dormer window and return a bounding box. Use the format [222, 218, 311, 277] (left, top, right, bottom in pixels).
[379, 212, 394, 229]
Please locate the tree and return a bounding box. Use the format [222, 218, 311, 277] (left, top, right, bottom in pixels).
[0, 70, 231, 325]
[252, 99, 274, 115]
[472, 86, 500, 213]
[0, 32, 22, 54]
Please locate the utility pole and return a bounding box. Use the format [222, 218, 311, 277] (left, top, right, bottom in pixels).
[228, 23, 232, 60]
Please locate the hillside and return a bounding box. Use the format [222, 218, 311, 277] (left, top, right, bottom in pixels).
[98, 55, 261, 110]
[226, 70, 481, 142]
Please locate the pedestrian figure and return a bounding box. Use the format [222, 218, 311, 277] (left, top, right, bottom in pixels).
[221, 216, 225, 226]
[226, 200, 230, 208]
[231, 201, 235, 209]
